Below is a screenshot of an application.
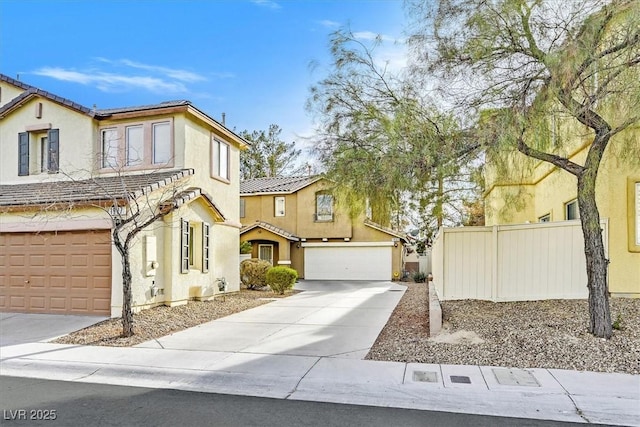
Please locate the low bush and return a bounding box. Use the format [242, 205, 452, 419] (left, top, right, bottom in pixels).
[240, 241, 253, 254]
[240, 258, 271, 289]
[266, 266, 298, 295]
[412, 271, 427, 283]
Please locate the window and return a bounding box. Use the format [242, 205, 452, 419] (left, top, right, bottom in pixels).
[539, 213, 551, 223]
[211, 138, 230, 181]
[258, 244, 274, 265]
[181, 219, 190, 273]
[101, 128, 119, 168]
[202, 223, 210, 273]
[40, 137, 48, 173]
[153, 122, 171, 164]
[565, 199, 579, 220]
[275, 196, 285, 217]
[126, 125, 144, 166]
[100, 120, 172, 169]
[240, 199, 246, 218]
[18, 129, 59, 176]
[188, 225, 196, 267]
[315, 193, 334, 221]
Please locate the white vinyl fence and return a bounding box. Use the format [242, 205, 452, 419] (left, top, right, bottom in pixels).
[431, 220, 608, 302]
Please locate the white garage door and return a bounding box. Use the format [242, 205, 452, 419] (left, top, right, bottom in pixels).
[304, 245, 392, 280]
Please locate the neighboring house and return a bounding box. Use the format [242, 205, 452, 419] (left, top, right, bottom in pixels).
[239, 176, 406, 281]
[483, 121, 640, 298]
[0, 74, 248, 316]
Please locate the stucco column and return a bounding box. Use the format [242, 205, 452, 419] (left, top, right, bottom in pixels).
[277, 240, 292, 266]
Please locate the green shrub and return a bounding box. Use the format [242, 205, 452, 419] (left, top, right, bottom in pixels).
[240, 258, 271, 289]
[266, 266, 298, 295]
[612, 313, 624, 331]
[240, 241, 253, 254]
[412, 271, 427, 283]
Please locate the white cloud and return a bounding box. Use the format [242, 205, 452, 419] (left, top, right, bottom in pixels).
[94, 58, 207, 82]
[352, 31, 396, 42]
[32, 67, 189, 93]
[251, 0, 281, 9]
[318, 20, 340, 28]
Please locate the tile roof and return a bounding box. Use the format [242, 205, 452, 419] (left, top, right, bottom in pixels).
[0, 74, 93, 117]
[0, 169, 193, 209]
[240, 220, 299, 241]
[240, 175, 322, 194]
[94, 100, 191, 117]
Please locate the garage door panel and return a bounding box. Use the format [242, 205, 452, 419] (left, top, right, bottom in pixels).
[0, 230, 112, 315]
[305, 245, 392, 280]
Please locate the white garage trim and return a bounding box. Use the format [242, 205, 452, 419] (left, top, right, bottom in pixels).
[302, 241, 394, 248]
[304, 244, 393, 280]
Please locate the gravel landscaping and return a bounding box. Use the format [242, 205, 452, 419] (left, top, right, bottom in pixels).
[366, 281, 640, 374]
[54, 281, 639, 374]
[53, 288, 291, 347]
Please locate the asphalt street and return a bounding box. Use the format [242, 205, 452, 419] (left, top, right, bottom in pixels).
[0, 376, 599, 427]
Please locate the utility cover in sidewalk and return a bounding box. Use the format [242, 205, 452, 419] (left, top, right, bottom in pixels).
[412, 370, 438, 383]
[450, 375, 471, 384]
[492, 368, 540, 387]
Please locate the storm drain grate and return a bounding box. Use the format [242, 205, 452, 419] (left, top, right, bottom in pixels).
[412, 370, 438, 383]
[492, 368, 540, 387]
[450, 375, 471, 384]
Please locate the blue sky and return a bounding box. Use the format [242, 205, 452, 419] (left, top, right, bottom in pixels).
[1, 0, 407, 161]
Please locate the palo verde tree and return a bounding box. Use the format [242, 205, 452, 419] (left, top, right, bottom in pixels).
[239, 124, 304, 179]
[411, 0, 640, 337]
[307, 29, 481, 232]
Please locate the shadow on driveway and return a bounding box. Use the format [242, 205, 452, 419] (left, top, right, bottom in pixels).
[0, 312, 107, 347]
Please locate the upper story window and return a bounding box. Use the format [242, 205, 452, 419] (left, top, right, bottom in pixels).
[315, 192, 334, 221]
[275, 196, 285, 217]
[18, 129, 59, 176]
[240, 198, 246, 218]
[565, 199, 579, 220]
[99, 119, 173, 170]
[538, 213, 551, 223]
[211, 138, 230, 181]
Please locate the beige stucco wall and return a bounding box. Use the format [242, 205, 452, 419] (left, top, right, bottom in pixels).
[484, 126, 640, 297]
[0, 81, 25, 107]
[0, 95, 97, 184]
[241, 179, 352, 238]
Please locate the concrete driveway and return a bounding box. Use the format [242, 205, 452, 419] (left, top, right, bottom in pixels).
[137, 280, 406, 359]
[0, 312, 107, 347]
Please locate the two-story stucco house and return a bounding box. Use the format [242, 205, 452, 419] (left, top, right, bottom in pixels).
[240, 176, 406, 281]
[0, 74, 248, 317]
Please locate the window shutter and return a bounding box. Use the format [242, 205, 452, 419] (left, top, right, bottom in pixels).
[18, 132, 29, 176]
[47, 129, 59, 172]
[180, 219, 190, 273]
[202, 223, 210, 273]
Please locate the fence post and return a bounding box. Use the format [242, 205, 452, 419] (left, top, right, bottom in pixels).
[491, 225, 499, 301]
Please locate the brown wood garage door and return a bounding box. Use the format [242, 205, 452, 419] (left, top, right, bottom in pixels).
[0, 230, 112, 315]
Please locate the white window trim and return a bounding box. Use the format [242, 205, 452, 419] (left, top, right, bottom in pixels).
[99, 119, 174, 171]
[565, 199, 579, 220]
[275, 196, 285, 217]
[258, 244, 274, 265]
[211, 137, 231, 182]
[539, 213, 551, 223]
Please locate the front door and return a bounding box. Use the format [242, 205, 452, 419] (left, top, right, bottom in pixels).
[258, 244, 274, 265]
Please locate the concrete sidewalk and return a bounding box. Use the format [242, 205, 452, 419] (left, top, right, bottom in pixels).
[1, 281, 638, 425]
[1, 343, 638, 425]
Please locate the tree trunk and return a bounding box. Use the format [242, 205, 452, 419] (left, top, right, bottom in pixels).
[577, 169, 612, 339]
[120, 249, 134, 337]
[436, 172, 444, 228]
